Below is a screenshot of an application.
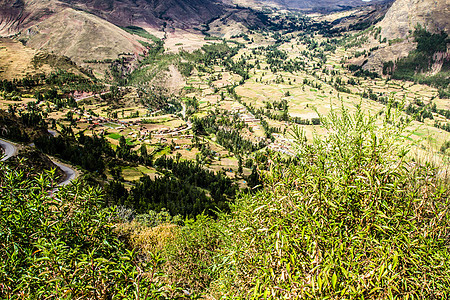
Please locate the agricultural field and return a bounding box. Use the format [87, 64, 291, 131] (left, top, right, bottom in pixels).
[1, 10, 449, 189]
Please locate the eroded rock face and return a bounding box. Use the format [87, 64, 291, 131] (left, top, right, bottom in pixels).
[378, 0, 449, 40]
[364, 40, 417, 73]
[361, 0, 449, 72]
[0, 0, 28, 35]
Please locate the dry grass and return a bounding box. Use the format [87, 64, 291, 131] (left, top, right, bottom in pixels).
[0, 38, 49, 80]
[17, 7, 147, 72]
[116, 222, 177, 255]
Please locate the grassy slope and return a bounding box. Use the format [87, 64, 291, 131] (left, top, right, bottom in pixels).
[0, 38, 86, 80]
[16, 7, 148, 69]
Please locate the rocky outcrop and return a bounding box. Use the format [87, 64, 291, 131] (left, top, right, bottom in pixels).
[361, 0, 449, 72]
[0, 0, 24, 35]
[364, 40, 416, 73]
[378, 0, 449, 40]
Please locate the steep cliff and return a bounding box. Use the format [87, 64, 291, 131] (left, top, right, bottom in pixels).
[378, 0, 449, 40]
[362, 0, 449, 74]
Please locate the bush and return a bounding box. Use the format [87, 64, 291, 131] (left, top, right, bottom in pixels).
[163, 215, 225, 295]
[0, 160, 183, 299]
[215, 105, 450, 298]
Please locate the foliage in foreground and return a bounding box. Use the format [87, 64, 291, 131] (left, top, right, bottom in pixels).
[211, 105, 450, 299]
[0, 161, 189, 299]
[2, 104, 450, 299]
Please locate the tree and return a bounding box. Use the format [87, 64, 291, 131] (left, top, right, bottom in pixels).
[238, 155, 243, 175]
[117, 136, 131, 159]
[140, 144, 148, 158]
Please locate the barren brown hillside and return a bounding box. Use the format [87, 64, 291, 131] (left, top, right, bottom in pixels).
[0, 0, 154, 72]
[0, 0, 230, 74]
[58, 0, 225, 29]
[0, 37, 87, 80]
[19, 7, 146, 65]
[361, 0, 449, 72]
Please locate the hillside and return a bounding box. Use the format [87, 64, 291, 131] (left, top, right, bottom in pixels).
[18, 7, 147, 67]
[362, 0, 449, 73]
[59, 0, 225, 29]
[0, 0, 250, 74]
[246, 0, 393, 11]
[0, 0, 226, 34]
[378, 0, 449, 40]
[0, 1, 150, 68]
[0, 37, 90, 80]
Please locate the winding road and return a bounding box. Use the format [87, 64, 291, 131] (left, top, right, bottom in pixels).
[0, 138, 17, 161]
[0, 137, 77, 186]
[52, 160, 78, 186]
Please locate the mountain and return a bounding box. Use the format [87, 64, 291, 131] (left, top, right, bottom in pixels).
[378, 0, 449, 40]
[0, 1, 148, 68]
[58, 0, 225, 29]
[0, 0, 228, 71]
[2, 0, 446, 78]
[0, 0, 226, 34]
[250, 0, 392, 11]
[362, 0, 449, 73]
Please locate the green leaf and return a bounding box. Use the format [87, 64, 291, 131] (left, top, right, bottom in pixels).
[331, 273, 337, 290]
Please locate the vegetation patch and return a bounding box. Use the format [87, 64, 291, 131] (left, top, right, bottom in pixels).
[107, 132, 121, 140]
[385, 27, 449, 94]
[121, 26, 161, 43]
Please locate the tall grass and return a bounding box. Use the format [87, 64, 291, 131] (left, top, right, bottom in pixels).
[211, 104, 450, 299]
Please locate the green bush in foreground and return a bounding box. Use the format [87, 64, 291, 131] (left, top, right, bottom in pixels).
[213, 105, 450, 299]
[0, 162, 182, 299]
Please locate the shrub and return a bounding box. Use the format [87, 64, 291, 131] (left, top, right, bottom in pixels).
[163, 215, 225, 295]
[215, 104, 450, 299]
[0, 160, 181, 299]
